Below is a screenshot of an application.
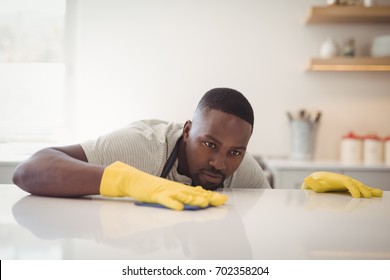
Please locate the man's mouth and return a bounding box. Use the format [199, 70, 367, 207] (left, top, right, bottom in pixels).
[201, 170, 224, 184]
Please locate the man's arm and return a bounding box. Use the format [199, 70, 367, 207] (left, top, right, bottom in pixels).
[12, 145, 104, 197]
[12, 144, 228, 210]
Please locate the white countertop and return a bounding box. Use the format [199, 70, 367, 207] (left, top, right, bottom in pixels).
[1, 185, 389, 260]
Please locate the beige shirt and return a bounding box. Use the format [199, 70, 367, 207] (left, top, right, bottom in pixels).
[81, 119, 270, 189]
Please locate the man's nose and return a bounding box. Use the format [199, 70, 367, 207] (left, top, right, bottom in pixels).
[209, 152, 226, 170]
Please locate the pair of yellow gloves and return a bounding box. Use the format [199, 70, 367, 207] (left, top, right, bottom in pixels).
[100, 161, 227, 211]
[100, 161, 383, 211]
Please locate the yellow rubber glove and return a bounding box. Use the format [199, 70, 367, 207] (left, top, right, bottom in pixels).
[100, 161, 228, 210]
[301, 171, 383, 198]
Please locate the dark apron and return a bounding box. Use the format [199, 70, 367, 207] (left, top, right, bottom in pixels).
[160, 137, 182, 179]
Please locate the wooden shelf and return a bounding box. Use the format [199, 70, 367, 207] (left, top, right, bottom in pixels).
[306, 6, 390, 23]
[308, 57, 390, 71]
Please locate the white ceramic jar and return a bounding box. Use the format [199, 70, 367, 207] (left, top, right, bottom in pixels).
[364, 0, 376, 7]
[327, 0, 337, 5]
[340, 132, 363, 164]
[320, 37, 340, 58]
[363, 134, 383, 165]
[385, 136, 390, 166]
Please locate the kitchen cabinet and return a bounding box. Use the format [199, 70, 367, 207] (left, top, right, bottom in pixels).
[264, 159, 390, 190]
[306, 6, 390, 72]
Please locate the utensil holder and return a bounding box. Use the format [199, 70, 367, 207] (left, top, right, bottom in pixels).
[290, 120, 318, 160]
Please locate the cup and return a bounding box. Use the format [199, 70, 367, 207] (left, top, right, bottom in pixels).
[290, 120, 318, 160]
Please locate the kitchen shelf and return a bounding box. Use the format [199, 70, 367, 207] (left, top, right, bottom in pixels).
[308, 57, 390, 71]
[306, 6, 390, 23]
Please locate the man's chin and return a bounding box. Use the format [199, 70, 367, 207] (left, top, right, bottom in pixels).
[202, 185, 222, 191]
[196, 181, 223, 191]
[195, 173, 224, 190]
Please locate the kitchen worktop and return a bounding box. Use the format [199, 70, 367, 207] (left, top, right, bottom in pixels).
[1, 185, 389, 260]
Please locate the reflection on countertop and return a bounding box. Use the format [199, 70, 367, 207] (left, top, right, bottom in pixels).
[10, 191, 260, 260]
[1, 186, 389, 260]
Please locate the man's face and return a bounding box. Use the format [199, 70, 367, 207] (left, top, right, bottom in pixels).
[182, 109, 252, 190]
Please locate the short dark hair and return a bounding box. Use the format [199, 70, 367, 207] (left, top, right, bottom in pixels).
[194, 88, 254, 129]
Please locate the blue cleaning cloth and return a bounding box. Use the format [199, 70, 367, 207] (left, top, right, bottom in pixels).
[134, 202, 209, 210]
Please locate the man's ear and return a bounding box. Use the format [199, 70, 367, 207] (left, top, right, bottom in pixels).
[182, 120, 192, 141]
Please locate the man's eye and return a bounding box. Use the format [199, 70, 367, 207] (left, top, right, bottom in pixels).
[229, 150, 241, 156]
[204, 141, 216, 149]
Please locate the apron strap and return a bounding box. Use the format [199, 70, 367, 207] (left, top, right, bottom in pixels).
[160, 136, 182, 178]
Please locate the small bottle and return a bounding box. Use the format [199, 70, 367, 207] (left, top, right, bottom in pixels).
[342, 38, 355, 57]
[363, 134, 383, 165]
[340, 131, 363, 164]
[384, 135, 390, 166]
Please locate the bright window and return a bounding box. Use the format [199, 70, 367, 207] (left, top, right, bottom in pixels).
[0, 0, 66, 143]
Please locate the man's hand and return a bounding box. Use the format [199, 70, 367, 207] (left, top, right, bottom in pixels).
[302, 171, 383, 198]
[100, 161, 228, 210]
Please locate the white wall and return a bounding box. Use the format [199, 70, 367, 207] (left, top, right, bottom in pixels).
[69, 0, 390, 160]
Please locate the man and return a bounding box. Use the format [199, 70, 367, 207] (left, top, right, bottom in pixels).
[13, 88, 270, 210]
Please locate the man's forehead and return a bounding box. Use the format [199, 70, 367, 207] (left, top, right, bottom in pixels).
[193, 109, 252, 144]
[197, 109, 250, 127]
